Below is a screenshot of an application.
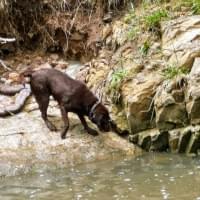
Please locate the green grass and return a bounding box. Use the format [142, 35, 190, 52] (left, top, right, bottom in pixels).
[162, 65, 189, 80]
[140, 40, 151, 55]
[144, 9, 168, 31]
[110, 69, 128, 90]
[183, 0, 200, 14]
[124, 8, 136, 24]
[127, 26, 139, 41]
[108, 68, 128, 104]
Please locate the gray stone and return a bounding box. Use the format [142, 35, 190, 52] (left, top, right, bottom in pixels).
[178, 128, 192, 153]
[122, 72, 162, 133]
[186, 131, 200, 154]
[190, 57, 200, 76]
[150, 131, 169, 152]
[169, 128, 181, 153]
[0, 97, 142, 177]
[162, 15, 200, 68]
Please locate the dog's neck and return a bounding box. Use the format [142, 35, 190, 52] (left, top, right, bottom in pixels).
[88, 100, 101, 119]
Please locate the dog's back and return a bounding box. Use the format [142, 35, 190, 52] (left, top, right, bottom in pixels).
[24, 68, 95, 108]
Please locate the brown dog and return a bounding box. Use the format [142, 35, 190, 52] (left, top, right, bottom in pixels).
[22, 68, 128, 139]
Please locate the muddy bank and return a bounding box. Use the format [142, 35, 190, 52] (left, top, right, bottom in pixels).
[0, 0, 129, 62]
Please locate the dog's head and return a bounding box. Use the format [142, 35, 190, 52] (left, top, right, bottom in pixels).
[89, 102, 129, 137]
[89, 103, 111, 132]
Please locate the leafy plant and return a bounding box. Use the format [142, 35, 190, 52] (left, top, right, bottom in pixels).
[144, 9, 168, 31]
[162, 65, 189, 80]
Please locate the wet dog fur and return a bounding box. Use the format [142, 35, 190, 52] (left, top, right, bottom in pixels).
[21, 68, 128, 139]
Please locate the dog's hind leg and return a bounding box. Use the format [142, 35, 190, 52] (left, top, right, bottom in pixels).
[77, 114, 98, 136]
[34, 93, 57, 132]
[60, 105, 69, 139]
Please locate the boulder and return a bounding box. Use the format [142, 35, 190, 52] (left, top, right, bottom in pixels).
[122, 72, 162, 133]
[168, 127, 192, 153]
[129, 128, 169, 152]
[162, 15, 200, 68]
[154, 78, 188, 131]
[186, 58, 200, 124]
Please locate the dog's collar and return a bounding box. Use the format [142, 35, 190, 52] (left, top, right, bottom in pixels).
[89, 100, 101, 119]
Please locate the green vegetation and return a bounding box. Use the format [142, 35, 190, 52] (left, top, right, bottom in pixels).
[124, 8, 136, 24]
[127, 26, 139, 41]
[124, 9, 140, 41]
[183, 0, 200, 14]
[144, 9, 168, 31]
[140, 40, 151, 55]
[162, 65, 189, 80]
[108, 68, 128, 104]
[124, 0, 170, 42]
[110, 69, 128, 91]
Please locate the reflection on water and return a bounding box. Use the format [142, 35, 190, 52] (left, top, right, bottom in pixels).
[0, 153, 200, 200]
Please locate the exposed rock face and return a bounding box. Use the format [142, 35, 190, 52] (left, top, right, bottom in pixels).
[129, 125, 200, 155]
[186, 57, 200, 125]
[74, 15, 200, 155]
[122, 72, 163, 133]
[154, 77, 188, 132]
[162, 15, 200, 68]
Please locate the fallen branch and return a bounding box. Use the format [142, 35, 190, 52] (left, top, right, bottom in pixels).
[0, 83, 24, 95]
[0, 37, 16, 44]
[0, 85, 31, 117]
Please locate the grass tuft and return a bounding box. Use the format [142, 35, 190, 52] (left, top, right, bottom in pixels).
[144, 9, 168, 31]
[161, 65, 189, 80]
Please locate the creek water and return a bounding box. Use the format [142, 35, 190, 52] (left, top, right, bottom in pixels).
[0, 153, 200, 200]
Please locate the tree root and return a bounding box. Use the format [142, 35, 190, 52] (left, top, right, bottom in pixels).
[0, 83, 24, 96]
[0, 85, 31, 117]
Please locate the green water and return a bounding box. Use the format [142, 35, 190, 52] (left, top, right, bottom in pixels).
[0, 153, 200, 200]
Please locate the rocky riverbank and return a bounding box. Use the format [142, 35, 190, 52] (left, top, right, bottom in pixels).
[2, 0, 200, 176]
[0, 59, 142, 177]
[74, 6, 200, 154]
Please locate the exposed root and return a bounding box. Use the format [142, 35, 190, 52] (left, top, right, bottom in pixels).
[0, 37, 15, 44]
[0, 85, 31, 117]
[0, 83, 24, 95]
[0, 0, 129, 60]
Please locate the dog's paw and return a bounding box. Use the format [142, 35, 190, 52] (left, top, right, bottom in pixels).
[61, 132, 67, 139]
[61, 135, 66, 139]
[46, 121, 57, 132]
[87, 128, 99, 136]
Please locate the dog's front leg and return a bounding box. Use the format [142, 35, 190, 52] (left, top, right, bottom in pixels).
[60, 105, 69, 139]
[77, 114, 98, 136]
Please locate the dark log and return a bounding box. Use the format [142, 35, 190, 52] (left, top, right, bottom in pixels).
[0, 85, 31, 117]
[0, 83, 24, 96]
